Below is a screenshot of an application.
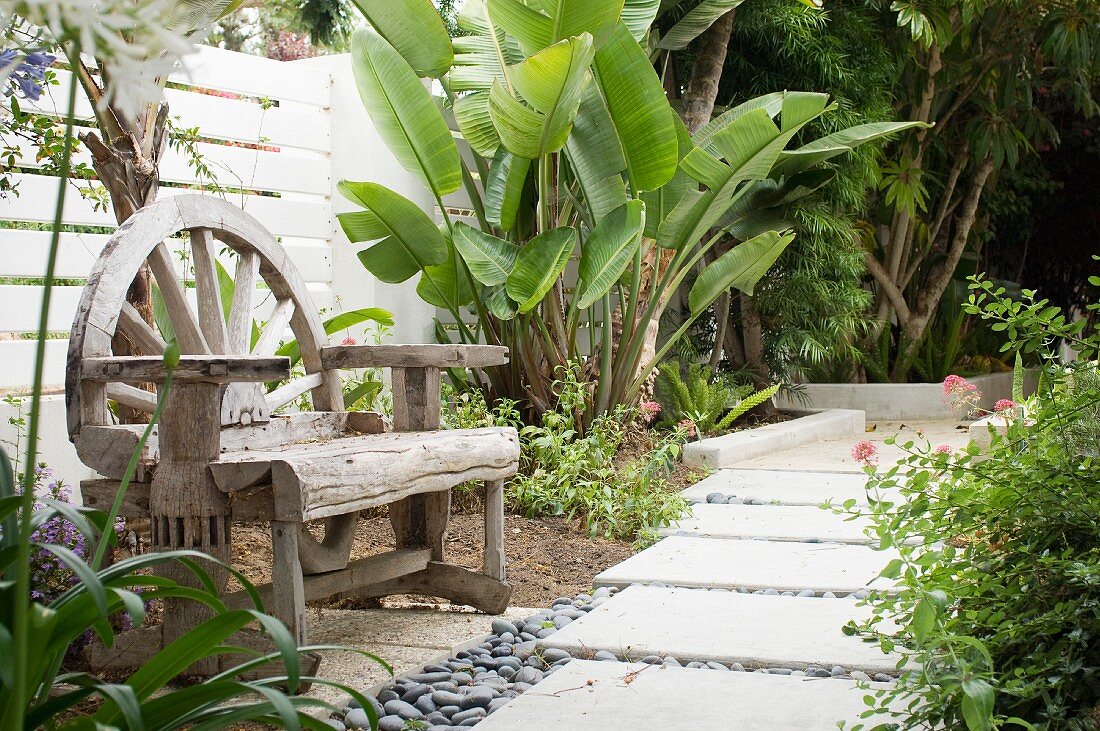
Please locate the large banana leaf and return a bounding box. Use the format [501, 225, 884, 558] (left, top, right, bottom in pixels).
[544, 0, 625, 43]
[454, 91, 500, 157]
[506, 227, 577, 312]
[350, 29, 462, 198]
[488, 0, 554, 54]
[772, 120, 931, 176]
[575, 200, 645, 309]
[640, 109, 694, 237]
[418, 241, 475, 308]
[693, 91, 785, 153]
[453, 221, 520, 285]
[592, 22, 678, 192]
[484, 149, 532, 230]
[657, 0, 747, 50]
[688, 229, 796, 312]
[659, 108, 803, 249]
[338, 181, 448, 283]
[489, 34, 594, 158]
[563, 85, 629, 223]
[621, 0, 661, 40]
[350, 0, 453, 78]
[451, 29, 513, 92]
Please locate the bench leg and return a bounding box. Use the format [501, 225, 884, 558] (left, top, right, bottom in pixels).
[271, 521, 307, 646]
[483, 479, 505, 581]
[390, 491, 450, 561]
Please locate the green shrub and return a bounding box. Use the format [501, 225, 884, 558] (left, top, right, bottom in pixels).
[846, 277, 1100, 731]
[655, 363, 779, 436]
[507, 365, 690, 540]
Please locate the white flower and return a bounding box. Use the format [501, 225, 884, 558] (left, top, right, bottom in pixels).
[1, 0, 201, 119]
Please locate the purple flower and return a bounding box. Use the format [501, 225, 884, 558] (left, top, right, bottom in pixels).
[2, 47, 55, 102]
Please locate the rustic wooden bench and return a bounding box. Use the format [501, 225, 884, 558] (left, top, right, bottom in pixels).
[67, 195, 518, 671]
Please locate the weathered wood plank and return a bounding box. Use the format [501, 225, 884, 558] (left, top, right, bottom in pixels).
[207, 428, 519, 519]
[265, 372, 323, 412]
[321, 344, 509, 370]
[484, 479, 505, 581]
[227, 250, 259, 355]
[105, 382, 159, 412]
[270, 522, 307, 645]
[81, 479, 151, 517]
[223, 548, 432, 607]
[189, 228, 231, 353]
[253, 298, 295, 356]
[352, 561, 512, 615]
[116, 302, 167, 356]
[84, 355, 290, 383]
[147, 241, 209, 354]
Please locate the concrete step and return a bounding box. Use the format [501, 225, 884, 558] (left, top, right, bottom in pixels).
[659, 503, 875, 544]
[540, 585, 902, 673]
[681, 468, 895, 506]
[594, 536, 897, 595]
[475, 660, 901, 730]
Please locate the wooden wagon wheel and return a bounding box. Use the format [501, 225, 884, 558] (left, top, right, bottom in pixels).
[66, 195, 357, 573]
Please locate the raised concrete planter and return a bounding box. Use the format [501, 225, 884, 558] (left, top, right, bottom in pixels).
[683, 408, 865, 469]
[775, 371, 1037, 421]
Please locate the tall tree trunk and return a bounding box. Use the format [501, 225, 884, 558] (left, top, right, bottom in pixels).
[681, 9, 736, 134]
[740, 292, 778, 417]
[890, 156, 995, 379]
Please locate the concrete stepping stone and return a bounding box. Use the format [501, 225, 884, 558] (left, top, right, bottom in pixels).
[681, 468, 899, 506]
[660, 503, 875, 544]
[540, 585, 901, 673]
[475, 659, 901, 730]
[594, 536, 897, 594]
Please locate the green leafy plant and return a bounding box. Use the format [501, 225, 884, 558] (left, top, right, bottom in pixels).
[842, 276, 1100, 731]
[508, 364, 690, 540]
[655, 363, 778, 435]
[336, 0, 921, 426]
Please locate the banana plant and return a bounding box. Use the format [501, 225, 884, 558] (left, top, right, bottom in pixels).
[340, 0, 923, 425]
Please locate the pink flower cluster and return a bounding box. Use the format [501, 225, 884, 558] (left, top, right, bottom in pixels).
[678, 418, 697, 438]
[851, 439, 878, 465]
[640, 400, 661, 424]
[994, 399, 1015, 413]
[942, 374, 982, 415]
[341, 336, 357, 346]
[934, 444, 953, 455]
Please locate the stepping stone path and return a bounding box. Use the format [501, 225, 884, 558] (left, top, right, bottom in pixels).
[541, 585, 902, 673]
[477, 436, 925, 729]
[594, 535, 898, 595]
[476, 660, 901, 730]
[681, 468, 898, 506]
[659, 503, 878, 543]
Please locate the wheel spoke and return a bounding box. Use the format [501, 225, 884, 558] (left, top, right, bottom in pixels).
[190, 228, 230, 353]
[105, 383, 158, 413]
[253, 298, 296, 356]
[117, 302, 167, 356]
[228, 250, 259, 353]
[266, 372, 323, 412]
[147, 241, 209, 354]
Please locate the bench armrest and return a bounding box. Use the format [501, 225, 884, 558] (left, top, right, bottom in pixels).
[320, 344, 509, 370]
[81, 356, 291, 384]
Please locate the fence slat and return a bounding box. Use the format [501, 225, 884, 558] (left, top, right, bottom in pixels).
[0, 230, 333, 284]
[0, 339, 68, 390]
[26, 70, 330, 152]
[0, 175, 332, 239]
